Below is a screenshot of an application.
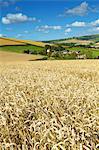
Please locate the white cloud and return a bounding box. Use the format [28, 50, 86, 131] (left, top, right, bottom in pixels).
[71, 21, 86, 27]
[66, 24, 70, 28]
[52, 26, 62, 30]
[91, 19, 99, 26]
[96, 27, 99, 31]
[24, 30, 29, 34]
[60, 1, 89, 16]
[0, 34, 3, 37]
[66, 19, 99, 29]
[0, 34, 6, 37]
[36, 25, 62, 32]
[16, 34, 23, 38]
[28, 17, 37, 22]
[2, 13, 39, 24]
[93, 27, 99, 31]
[65, 28, 72, 34]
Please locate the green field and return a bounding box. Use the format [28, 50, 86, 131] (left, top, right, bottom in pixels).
[0, 45, 44, 53]
[68, 47, 99, 58]
[0, 44, 99, 59]
[77, 34, 99, 42]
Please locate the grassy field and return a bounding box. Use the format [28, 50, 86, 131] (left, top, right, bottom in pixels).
[0, 45, 44, 53]
[68, 47, 99, 58]
[0, 37, 99, 59]
[0, 44, 99, 59]
[77, 34, 99, 42]
[0, 60, 99, 149]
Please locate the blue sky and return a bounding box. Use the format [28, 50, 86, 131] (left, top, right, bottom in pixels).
[0, 0, 99, 41]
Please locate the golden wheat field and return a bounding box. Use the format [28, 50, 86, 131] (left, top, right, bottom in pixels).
[0, 37, 46, 47]
[59, 39, 93, 45]
[0, 38, 26, 46]
[0, 51, 43, 62]
[0, 60, 99, 150]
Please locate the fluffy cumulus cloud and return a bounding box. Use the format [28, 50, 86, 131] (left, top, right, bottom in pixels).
[36, 25, 62, 32]
[2, 13, 38, 24]
[59, 1, 89, 17]
[65, 19, 99, 35]
[65, 28, 72, 34]
[66, 1, 88, 16]
[66, 21, 86, 27]
[0, 34, 3, 37]
[93, 27, 99, 31]
[91, 19, 99, 26]
[0, 34, 6, 37]
[66, 19, 99, 28]
[96, 27, 99, 31]
[24, 30, 29, 34]
[71, 21, 86, 27]
[16, 33, 23, 38]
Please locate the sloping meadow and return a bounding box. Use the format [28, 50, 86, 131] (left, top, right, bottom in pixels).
[0, 60, 99, 150]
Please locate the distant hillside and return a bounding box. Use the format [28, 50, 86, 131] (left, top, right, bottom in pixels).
[0, 37, 46, 47]
[0, 37, 27, 46]
[44, 34, 99, 44]
[77, 34, 99, 42]
[0, 37, 45, 54]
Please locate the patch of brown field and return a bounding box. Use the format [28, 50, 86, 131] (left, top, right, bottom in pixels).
[59, 39, 93, 45]
[0, 51, 43, 62]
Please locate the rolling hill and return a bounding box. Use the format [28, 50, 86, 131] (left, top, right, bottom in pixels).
[0, 35, 99, 59]
[57, 39, 93, 45]
[0, 37, 46, 47]
[44, 34, 99, 46]
[77, 34, 99, 42]
[0, 37, 45, 54]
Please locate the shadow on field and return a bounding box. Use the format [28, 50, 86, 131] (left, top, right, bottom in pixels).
[29, 57, 48, 61]
[29, 59, 46, 61]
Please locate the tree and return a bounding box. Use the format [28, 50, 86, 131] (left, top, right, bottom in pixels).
[45, 45, 51, 54]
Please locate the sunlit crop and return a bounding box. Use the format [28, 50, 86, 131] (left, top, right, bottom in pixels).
[0, 60, 99, 150]
[0, 37, 46, 47]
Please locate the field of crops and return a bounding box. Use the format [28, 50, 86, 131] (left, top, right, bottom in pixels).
[0, 37, 46, 47]
[57, 39, 93, 45]
[0, 51, 43, 62]
[0, 60, 99, 150]
[0, 38, 27, 46]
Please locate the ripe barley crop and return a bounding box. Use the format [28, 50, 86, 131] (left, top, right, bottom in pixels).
[0, 60, 99, 150]
[0, 37, 46, 47]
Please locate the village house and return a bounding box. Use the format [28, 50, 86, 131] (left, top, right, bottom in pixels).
[76, 54, 86, 59]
